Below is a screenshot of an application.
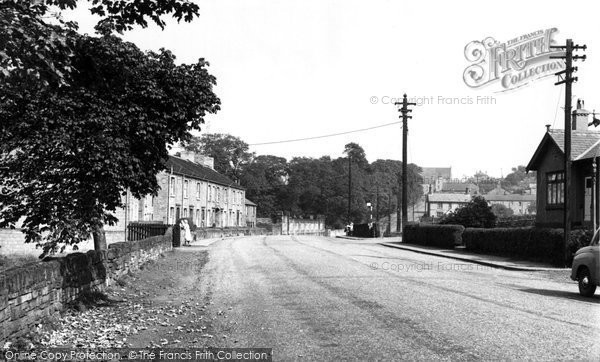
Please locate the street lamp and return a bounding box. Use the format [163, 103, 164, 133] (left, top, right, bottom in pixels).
[366, 202, 373, 237]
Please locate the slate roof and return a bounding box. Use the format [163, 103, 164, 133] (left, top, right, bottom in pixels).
[484, 194, 536, 202]
[527, 129, 600, 171]
[441, 182, 479, 193]
[245, 198, 257, 206]
[165, 156, 244, 190]
[427, 193, 472, 203]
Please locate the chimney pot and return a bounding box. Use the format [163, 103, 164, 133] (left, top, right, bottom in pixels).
[545, 124, 551, 132]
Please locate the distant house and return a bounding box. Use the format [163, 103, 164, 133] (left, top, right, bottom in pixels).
[526, 100, 599, 227]
[421, 167, 451, 193]
[245, 198, 257, 227]
[485, 194, 536, 215]
[426, 193, 472, 217]
[441, 182, 479, 195]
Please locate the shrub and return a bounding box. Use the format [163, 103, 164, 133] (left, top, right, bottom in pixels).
[403, 223, 465, 248]
[352, 223, 380, 238]
[491, 204, 514, 218]
[496, 215, 536, 228]
[440, 196, 497, 228]
[463, 227, 568, 266]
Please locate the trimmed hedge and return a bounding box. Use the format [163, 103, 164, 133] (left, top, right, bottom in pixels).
[403, 223, 465, 248]
[496, 215, 536, 228]
[463, 227, 566, 266]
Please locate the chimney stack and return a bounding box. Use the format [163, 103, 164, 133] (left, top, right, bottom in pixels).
[545, 124, 551, 132]
[572, 98, 590, 131]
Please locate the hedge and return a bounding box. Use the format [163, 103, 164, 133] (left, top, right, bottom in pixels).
[403, 223, 465, 249]
[463, 227, 568, 266]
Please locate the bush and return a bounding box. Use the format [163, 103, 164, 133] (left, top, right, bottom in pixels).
[496, 215, 536, 228]
[491, 204, 514, 218]
[463, 227, 568, 266]
[352, 223, 380, 238]
[403, 223, 465, 248]
[440, 196, 497, 228]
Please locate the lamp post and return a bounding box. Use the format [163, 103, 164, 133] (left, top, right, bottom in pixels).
[367, 202, 373, 237]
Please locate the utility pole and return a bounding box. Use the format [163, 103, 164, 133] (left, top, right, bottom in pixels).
[550, 39, 586, 267]
[376, 185, 380, 223]
[348, 154, 352, 224]
[394, 94, 416, 233]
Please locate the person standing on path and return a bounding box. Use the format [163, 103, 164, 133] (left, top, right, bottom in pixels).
[182, 219, 192, 246]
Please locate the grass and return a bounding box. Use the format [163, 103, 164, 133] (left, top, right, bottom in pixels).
[0, 254, 41, 270]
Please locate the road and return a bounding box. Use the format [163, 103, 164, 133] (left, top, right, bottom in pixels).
[196, 235, 599, 360]
[29, 235, 600, 360]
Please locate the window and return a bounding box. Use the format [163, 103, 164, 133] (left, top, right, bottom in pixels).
[217, 187, 220, 202]
[546, 171, 565, 206]
[196, 182, 201, 199]
[183, 208, 188, 217]
[184, 180, 188, 198]
[169, 207, 175, 224]
[208, 185, 212, 201]
[170, 177, 175, 196]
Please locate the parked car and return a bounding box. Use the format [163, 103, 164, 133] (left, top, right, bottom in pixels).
[571, 228, 600, 297]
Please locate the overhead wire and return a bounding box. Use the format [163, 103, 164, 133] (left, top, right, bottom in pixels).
[248, 121, 402, 146]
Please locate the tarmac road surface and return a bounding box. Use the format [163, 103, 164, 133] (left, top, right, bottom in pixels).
[197, 235, 600, 360]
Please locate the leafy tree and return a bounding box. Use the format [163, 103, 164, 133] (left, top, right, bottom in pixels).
[491, 203, 514, 218]
[183, 134, 254, 181]
[0, 0, 200, 86]
[240, 155, 288, 218]
[440, 196, 497, 228]
[0, 35, 220, 254]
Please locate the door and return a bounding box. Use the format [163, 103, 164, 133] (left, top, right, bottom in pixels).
[585, 177, 592, 222]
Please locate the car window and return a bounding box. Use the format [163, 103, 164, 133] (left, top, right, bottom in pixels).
[592, 229, 600, 245]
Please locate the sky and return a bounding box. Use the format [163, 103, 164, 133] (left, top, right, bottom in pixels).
[64, 0, 600, 179]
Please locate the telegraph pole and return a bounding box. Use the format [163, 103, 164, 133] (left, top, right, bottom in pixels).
[348, 154, 352, 224]
[550, 39, 586, 266]
[395, 94, 416, 233]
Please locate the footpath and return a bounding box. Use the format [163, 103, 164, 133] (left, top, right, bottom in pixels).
[336, 235, 567, 272]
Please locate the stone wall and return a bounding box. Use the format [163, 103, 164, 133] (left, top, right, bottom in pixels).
[192, 227, 268, 241]
[0, 229, 172, 340]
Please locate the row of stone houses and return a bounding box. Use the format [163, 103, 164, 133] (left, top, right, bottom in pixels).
[1, 150, 258, 254]
[110, 150, 257, 233]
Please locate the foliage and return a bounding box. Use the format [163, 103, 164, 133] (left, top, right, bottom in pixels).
[490, 203, 514, 218]
[0, 0, 200, 86]
[463, 227, 568, 267]
[403, 223, 464, 248]
[495, 215, 536, 228]
[440, 196, 497, 228]
[183, 134, 253, 181]
[239, 155, 288, 217]
[0, 34, 220, 254]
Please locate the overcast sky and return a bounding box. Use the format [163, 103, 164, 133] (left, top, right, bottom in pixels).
[65, 0, 600, 179]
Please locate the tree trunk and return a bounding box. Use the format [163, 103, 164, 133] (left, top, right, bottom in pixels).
[93, 225, 107, 251]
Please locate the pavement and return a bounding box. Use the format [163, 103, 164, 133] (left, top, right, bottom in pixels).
[336, 235, 568, 272]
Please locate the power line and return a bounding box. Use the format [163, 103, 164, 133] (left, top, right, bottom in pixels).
[552, 86, 563, 129]
[248, 121, 402, 146]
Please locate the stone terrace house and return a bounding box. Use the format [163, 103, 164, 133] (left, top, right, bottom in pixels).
[245, 199, 257, 227]
[426, 193, 472, 217]
[485, 184, 536, 215]
[150, 152, 248, 228]
[526, 101, 600, 228]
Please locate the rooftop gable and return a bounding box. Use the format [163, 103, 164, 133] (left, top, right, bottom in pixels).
[527, 129, 600, 171]
[165, 156, 244, 190]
